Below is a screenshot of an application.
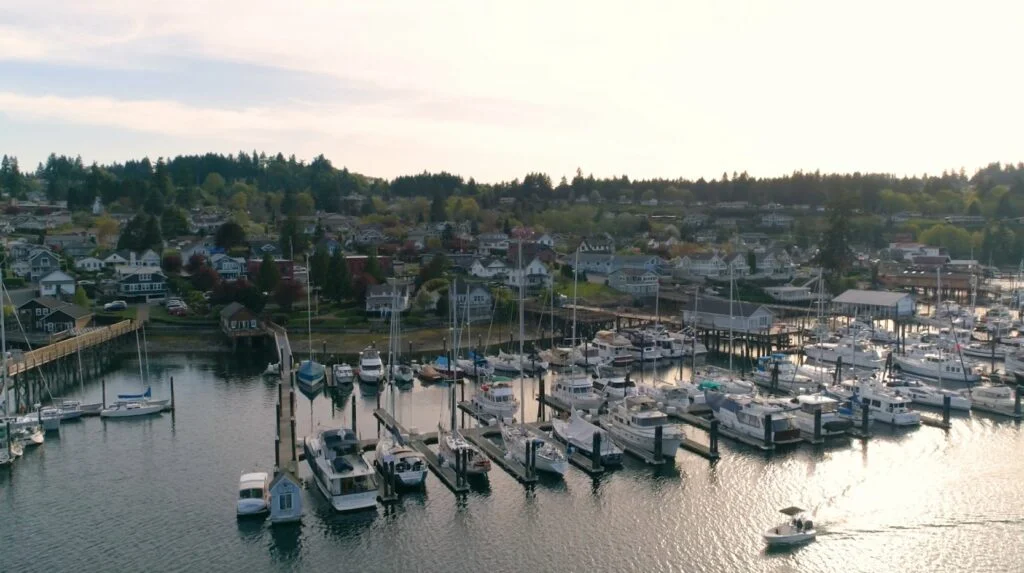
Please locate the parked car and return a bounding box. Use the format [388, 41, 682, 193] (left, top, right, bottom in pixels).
[165, 298, 184, 307]
[103, 300, 128, 311]
[168, 306, 189, 317]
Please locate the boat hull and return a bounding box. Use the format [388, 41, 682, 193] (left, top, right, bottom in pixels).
[100, 404, 164, 418]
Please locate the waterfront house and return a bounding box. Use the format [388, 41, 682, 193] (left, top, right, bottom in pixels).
[40, 303, 93, 334]
[536, 233, 554, 247]
[574, 253, 615, 275]
[269, 472, 302, 524]
[38, 270, 76, 298]
[680, 296, 774, 333]
[607, 268, 658, 296]
[220, 302, 263, 333]
[682, 213, 710, 227]
[103, 251, 130, 267]
[760, 213, 794, 227]
[723, 253, 750, 277]
[18, 297, 66, 330]
[451, 279, 494, 323]
[365, 283, 412, 315]
[675, 252, 726, 277]
[354, 225, 386, 247]
[75, 256, 104, 273]
[116, 267, 168, 300]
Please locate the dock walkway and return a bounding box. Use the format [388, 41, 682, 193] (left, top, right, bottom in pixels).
[269, 323, 298, 477]
[5, 320, 137, 377]
[372, 408, 470, 494]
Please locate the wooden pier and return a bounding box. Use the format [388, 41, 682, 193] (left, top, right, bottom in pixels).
[269, 323, 299, 478]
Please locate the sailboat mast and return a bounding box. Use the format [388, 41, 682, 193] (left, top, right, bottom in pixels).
[135, 328, 145, 384]
[518, 240, 526, 426]
[728, 263, 734, 373]
[572, 248, 579, 346]
[306, 252, 313, 361]
[1, 272, 8, 415]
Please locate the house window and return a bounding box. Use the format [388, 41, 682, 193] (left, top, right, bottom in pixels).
[250, 319, 256, 328]
[279, 492, 293, 511]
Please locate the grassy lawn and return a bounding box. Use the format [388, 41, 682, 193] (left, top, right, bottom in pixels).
[94, 307, 138, 321]
[147, 305, 218, 326]
[552, 276, 629, 306]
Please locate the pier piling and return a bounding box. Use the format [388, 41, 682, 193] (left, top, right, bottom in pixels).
[351, 396, 357, 435]
[537, 378, 546, 422]
[1016, 386, 1022, 419]
[861, 403, 871, 439]
[813, 409, 822, 443]
[289, 416, 296, 463]
[942, 395, 951, 428]
[101, 379, 106, 409]
[654, 424, 664, 463]
[763, 414, 773, 449]
[591, 432, 603, 472]
[169, 376, 175, 411]
[709, 419, 720, 457]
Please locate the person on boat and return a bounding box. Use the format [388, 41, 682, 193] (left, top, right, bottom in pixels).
[795, 517, 804, 531]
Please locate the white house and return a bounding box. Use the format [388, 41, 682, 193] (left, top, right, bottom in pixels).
[764, 286, 819, 303]
[574, 253, 615, 275]
[38, 270, 76, 297]
[723, 253, 750, 277]
[536, 233, 554, 247]
[74, 257, 104, 272]
[676, 252, 726, 277]
[365, 283, 412, 314]
[682, 213, 710, 227]
[504, 257, 551, 290]
[210, 253, 246, 281]
[451, 279, 494, 323]
[469, 258, 509, 279]
[477, 233, 510, 254]
[681, 296, 774, 333]
[103, 251, 130, 267]
[134, 249, 162, 267]
[607, 268, 658, 296]
[760, 213, 794, 227]
[832, 289, 915, 319]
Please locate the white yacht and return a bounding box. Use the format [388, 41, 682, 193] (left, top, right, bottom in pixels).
[803, 338, 884, 370]
[470, 380, 518, 422]
[764, 507, 816, 547]
[456, 353, 494, 379]
[641, 380, 706, 414]
[37, 406, 63, 431]
[850, 383, 921, 426]
[539, 347, 574, 369]
[963, 385, 1017, 413]
[629, 341, 661, 362]
[488, 351, 523, 374]
[705, 393, 803, 445]
[500, 420, 568, 476]
[892, 352, 980, 383]
[551, 368, 604, 412]
[303, 427, 378, 512]
[693, 366, 757, 395]
[332, 363, 354, 385]
[767, 394, 853, 438]
[357, 346, 384, 384]
[602, 395, 684, 459]
[884, 378, 972, 411]
[642, 325, 685, 360]
[374, 430, 428, 488]
[550, 410, 624, 466]
[592, 370, 638, 400]
[752, 354, 815, 394]
[236, 472, 270, 517]
[572, 343, 607, 368]
[592, 330, 635, 368]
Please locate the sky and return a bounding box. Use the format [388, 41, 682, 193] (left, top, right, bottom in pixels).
[1, 0, 1023, 182]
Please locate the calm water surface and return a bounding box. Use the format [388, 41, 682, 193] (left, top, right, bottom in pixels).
[2, 354, 1024, 573]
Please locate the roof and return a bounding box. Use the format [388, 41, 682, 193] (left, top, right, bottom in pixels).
[451, 278, 491, 296]
[366, 283, 408, 298]
[682, 296, 772, 318]
[832, 289, 910, 307]
[40, 270, 75, 283]
[611, 268, 656, 277]
[47, 303, 92, 320]
[19, 296, 65, 310]
[220, 301, 250, 319]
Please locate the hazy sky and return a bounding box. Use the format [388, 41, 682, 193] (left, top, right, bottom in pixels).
[1, 1, 1022, 182]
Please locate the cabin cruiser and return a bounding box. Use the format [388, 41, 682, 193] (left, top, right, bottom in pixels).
[374, 430, 428, 487]
[431, 356, 463, 380]
[471, 381, 518, 422]
[764, 507, 816, 547]
[332, 363, 355, 385]
[963, 385, 1017, 413]
[884, 378, 972, 411]
[551, 410, 623, 466]
[388, 362, 415, 385]
[959, 342, 1007, 360]
[551, 368, 604, 412]
[892, 351, 980, 383]
[539, 347, 574, 369]
[438, 427, 491, 475]
[592, 330, 635, 368]
[765, 394, 853, 438]
[12, 418, 44, 447]
[641, 380, 706, 414]
[237, 472, 270, 517]
[803, 338, 884, 370]
[643, 325, 685, 360]
[303, 427, 378, 512]
[572, 343, 608, 368]
[357, 347, 384, 384]
[37, 406, 64, 431]
[704, 393, 803, 445]
[671, 329, 708, 357]
[602, 395, 684, 458]
[693, 366, 757, 396]
[488, 351, 523, 374]
[500, 421, 568, 476]
[621, 329, 661, 362]
[592, 368, 638, 399]
[839, 319, 897, 345]
[846, 382, 921, 426]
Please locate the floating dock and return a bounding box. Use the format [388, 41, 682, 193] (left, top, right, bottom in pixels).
[372, 408, 470, 494]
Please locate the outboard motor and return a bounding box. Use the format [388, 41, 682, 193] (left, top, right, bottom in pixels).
[803, 519, 813, 531]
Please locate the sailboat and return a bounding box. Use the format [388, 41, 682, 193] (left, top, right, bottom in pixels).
[101, 329, 164, 418]
[297, 253, 325, 393]
[375, 355, 427, 487]
[499, 240, 568, 476]
[385, 285, 415, 385]
[551, 247, 603, 412]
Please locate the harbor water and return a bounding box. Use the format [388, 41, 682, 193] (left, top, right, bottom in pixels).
[3, 353, 1024, 573]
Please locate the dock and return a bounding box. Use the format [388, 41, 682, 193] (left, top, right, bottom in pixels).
[269, 323, 298, 478]
[372, 408, 470, 494]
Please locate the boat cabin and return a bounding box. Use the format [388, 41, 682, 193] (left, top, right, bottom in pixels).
[269, 471, 303, 524]
[794, 395, 838, 415]
[481, 382, 515, 402]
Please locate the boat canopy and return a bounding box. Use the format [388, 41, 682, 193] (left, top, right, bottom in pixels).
[434, 356, 452, 368]
[779, 506, 806, 516]
[117, 386, 151, 400]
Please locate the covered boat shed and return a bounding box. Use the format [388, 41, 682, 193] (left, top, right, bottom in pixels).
[831, 289, 915, 319]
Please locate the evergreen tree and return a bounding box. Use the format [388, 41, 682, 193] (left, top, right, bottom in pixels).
[257, 252, 280, 293]
[430, 192, 447, 222]
[160, 207, 190, 239]
[73, 286, 89, 307]
[326, 249, 351, 301]
[365, 250, 385, 283]
[215, 221, 247, 250]
[310, 248, 330, 288]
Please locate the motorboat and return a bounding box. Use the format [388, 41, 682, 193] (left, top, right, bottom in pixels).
[642, 325, 685, 360]
[388, 363, 415, 385]
[763, 507, 816, 547]
[303, 427, 378, 512]
[13, 419, 44, 447]
[704, 393, 803, 445]
[892, 352, 980, 383]
[551, 367, 604, 412]
[884, 378, 972, 411]
[332, 363, 355, 386]
[592, 330, 635, 368]
[572, 343, 608, 369]
[848, 382, 921, 426]
[414, 362, 444, 383]
[500, 420, 568, 476]
[959, 342, 1007, 360]
[263, 362, 280, 376]
[237, 472, 270, 517]
[641, 380, 706, 414]
[592, 370, 638, 400]
[431, 356, 463, 380]
[751, 354, 814, 394]
[357, 346, 384, 384]
[488, 351, 522, 374]
[628, 340, 661, 362]
[0, 423, 24, 467]
[766, 394, 853, 438]
[693, 366, 757, 395]
[100, 399, 164, 418]
[963, 385, 1017, 413]
[37, 406, 63, 431]
[602, 395, 684, 459]
[803, 338, 884, 370]
[297, 359, 326, 392]
[374, 430, 428, 488]
[437, 427, 491, 475]
[550, 409, 623, 466]
[54, 400, 86, 421]
[456, 352, 494, 379]
[470, 381, 518, 422]
[539, 347, 574, 368]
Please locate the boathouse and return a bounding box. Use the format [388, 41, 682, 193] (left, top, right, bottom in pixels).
[220, 302, 266, 348]
[268, 472, 302, 524]
[831, 289, 914, 319]
[680, 296, 774, 333]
